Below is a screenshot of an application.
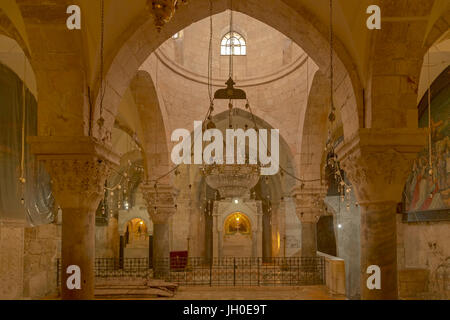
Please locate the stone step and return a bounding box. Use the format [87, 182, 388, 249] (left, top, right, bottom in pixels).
[95, 286, 174, 298]
[94, 278, 178, 298]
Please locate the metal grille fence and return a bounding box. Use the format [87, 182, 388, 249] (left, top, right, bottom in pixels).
[57, 257, 325, 287]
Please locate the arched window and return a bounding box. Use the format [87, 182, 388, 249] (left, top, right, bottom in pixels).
[221, 32, 246, 56]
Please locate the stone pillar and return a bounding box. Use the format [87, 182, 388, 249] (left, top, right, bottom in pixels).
[148, 235, 153, 268]
[336, 129, 426, 300]
[217, 230, 223, 258]
[256, 202, 263, 258]
[252, 231, 258, 257]
[212, 202, 220, 258]
[141, 184, 177, 278]
[292, 184, 327, 258]
[277, 198, 287, 258]
[29, 137, 119, 300]
[119, 235, 125, 268]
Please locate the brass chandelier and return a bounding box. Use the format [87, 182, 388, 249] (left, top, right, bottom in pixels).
[147, 0, 188, 31]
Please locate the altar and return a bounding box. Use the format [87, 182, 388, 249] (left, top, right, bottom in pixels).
[212, 199, 263, 258]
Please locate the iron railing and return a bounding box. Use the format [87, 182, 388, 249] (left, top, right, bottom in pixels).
[57, 256, 325, 287]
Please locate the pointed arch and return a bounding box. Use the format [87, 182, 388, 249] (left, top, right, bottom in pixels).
[130, 70, 170, 182]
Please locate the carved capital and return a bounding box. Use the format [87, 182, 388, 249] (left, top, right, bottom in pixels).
[291, 183, 327, 223]
[141, 184, 178, 224]
[336, 128, 427, 204]
[29, 136, 119, 210]
[47, 159, 112, 209]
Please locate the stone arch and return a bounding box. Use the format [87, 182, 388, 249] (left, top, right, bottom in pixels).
[366, 2, 450, 129]
[118, 214, 152, 236]
[424, 5, 450, 49]
[210, 108, 293, 217]
[298, 72, 330, 182]
[0, 7, 30, 59]
[0, 8, 36, 98]
[211, 107, 296, 177]
[94, 0, 362, 146]
[129, 70, 170, 182]
[0, 33, 37, 98]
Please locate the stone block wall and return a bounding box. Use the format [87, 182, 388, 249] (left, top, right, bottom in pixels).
[0, 220, 61, 300]
[96, 217, 120, 259]
[318, 251, 346, 296]
[397, 218, 450, 299]
[398, 268, 429, 298]
[0, 220, 25, 299]
[23, 223, 61, 299]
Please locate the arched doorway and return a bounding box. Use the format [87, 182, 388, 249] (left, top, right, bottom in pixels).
[223, 212, 252, 257]
[124, 218, 149, 258]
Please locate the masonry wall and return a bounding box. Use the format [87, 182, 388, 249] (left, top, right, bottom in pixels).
[0, 220, 61, 299]
[0, 220, 25, 299]
[23, 223, 61, 299]
[284, 197, 301, 257]
[397, 219, 450, 299]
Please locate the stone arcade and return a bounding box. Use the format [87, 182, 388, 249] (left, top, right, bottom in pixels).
[0, 0, 449, 300]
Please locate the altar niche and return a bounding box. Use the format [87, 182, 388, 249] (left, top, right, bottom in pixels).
[212, 199, 263, 258]
[223, 212, 253, 257]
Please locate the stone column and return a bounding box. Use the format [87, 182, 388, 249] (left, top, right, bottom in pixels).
[336, 129, 426, 300]
[141, 184, 177, 278]
[119, 235, 125, 268]
[212, 202, 220, 258]
[277, 198, 287, 258]
[292, 183, 327, 258]
[256, 202, 263, 258]
[29, 137, 119, 300]
[251, 231, 258, 257]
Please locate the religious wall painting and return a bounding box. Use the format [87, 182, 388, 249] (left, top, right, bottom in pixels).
[224, 212, 251, 235]
[404, 69, 450, 214]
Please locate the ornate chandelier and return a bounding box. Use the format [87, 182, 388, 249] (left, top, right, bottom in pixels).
[202, 164, 260, 199]
[147, 0, 188, 32]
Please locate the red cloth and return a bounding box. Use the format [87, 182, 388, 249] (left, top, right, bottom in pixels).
[170, 251, 188, 269]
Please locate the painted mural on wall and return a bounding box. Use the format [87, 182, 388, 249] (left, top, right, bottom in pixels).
[403, 75, 450, 213]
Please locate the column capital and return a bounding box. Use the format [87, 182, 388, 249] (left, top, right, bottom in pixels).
[141, 183, 178, 224]
[291, 183, 327, 223]
[29, 136, 120, 209]
[335, 128, 427, 204]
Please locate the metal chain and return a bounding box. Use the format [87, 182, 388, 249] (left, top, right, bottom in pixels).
[229, 0, 234, 79]
[329, 0, 334, 116]
[99, 0, 105, 120]
[208, 0, 213, 104]
[427, 51, 433, 179]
